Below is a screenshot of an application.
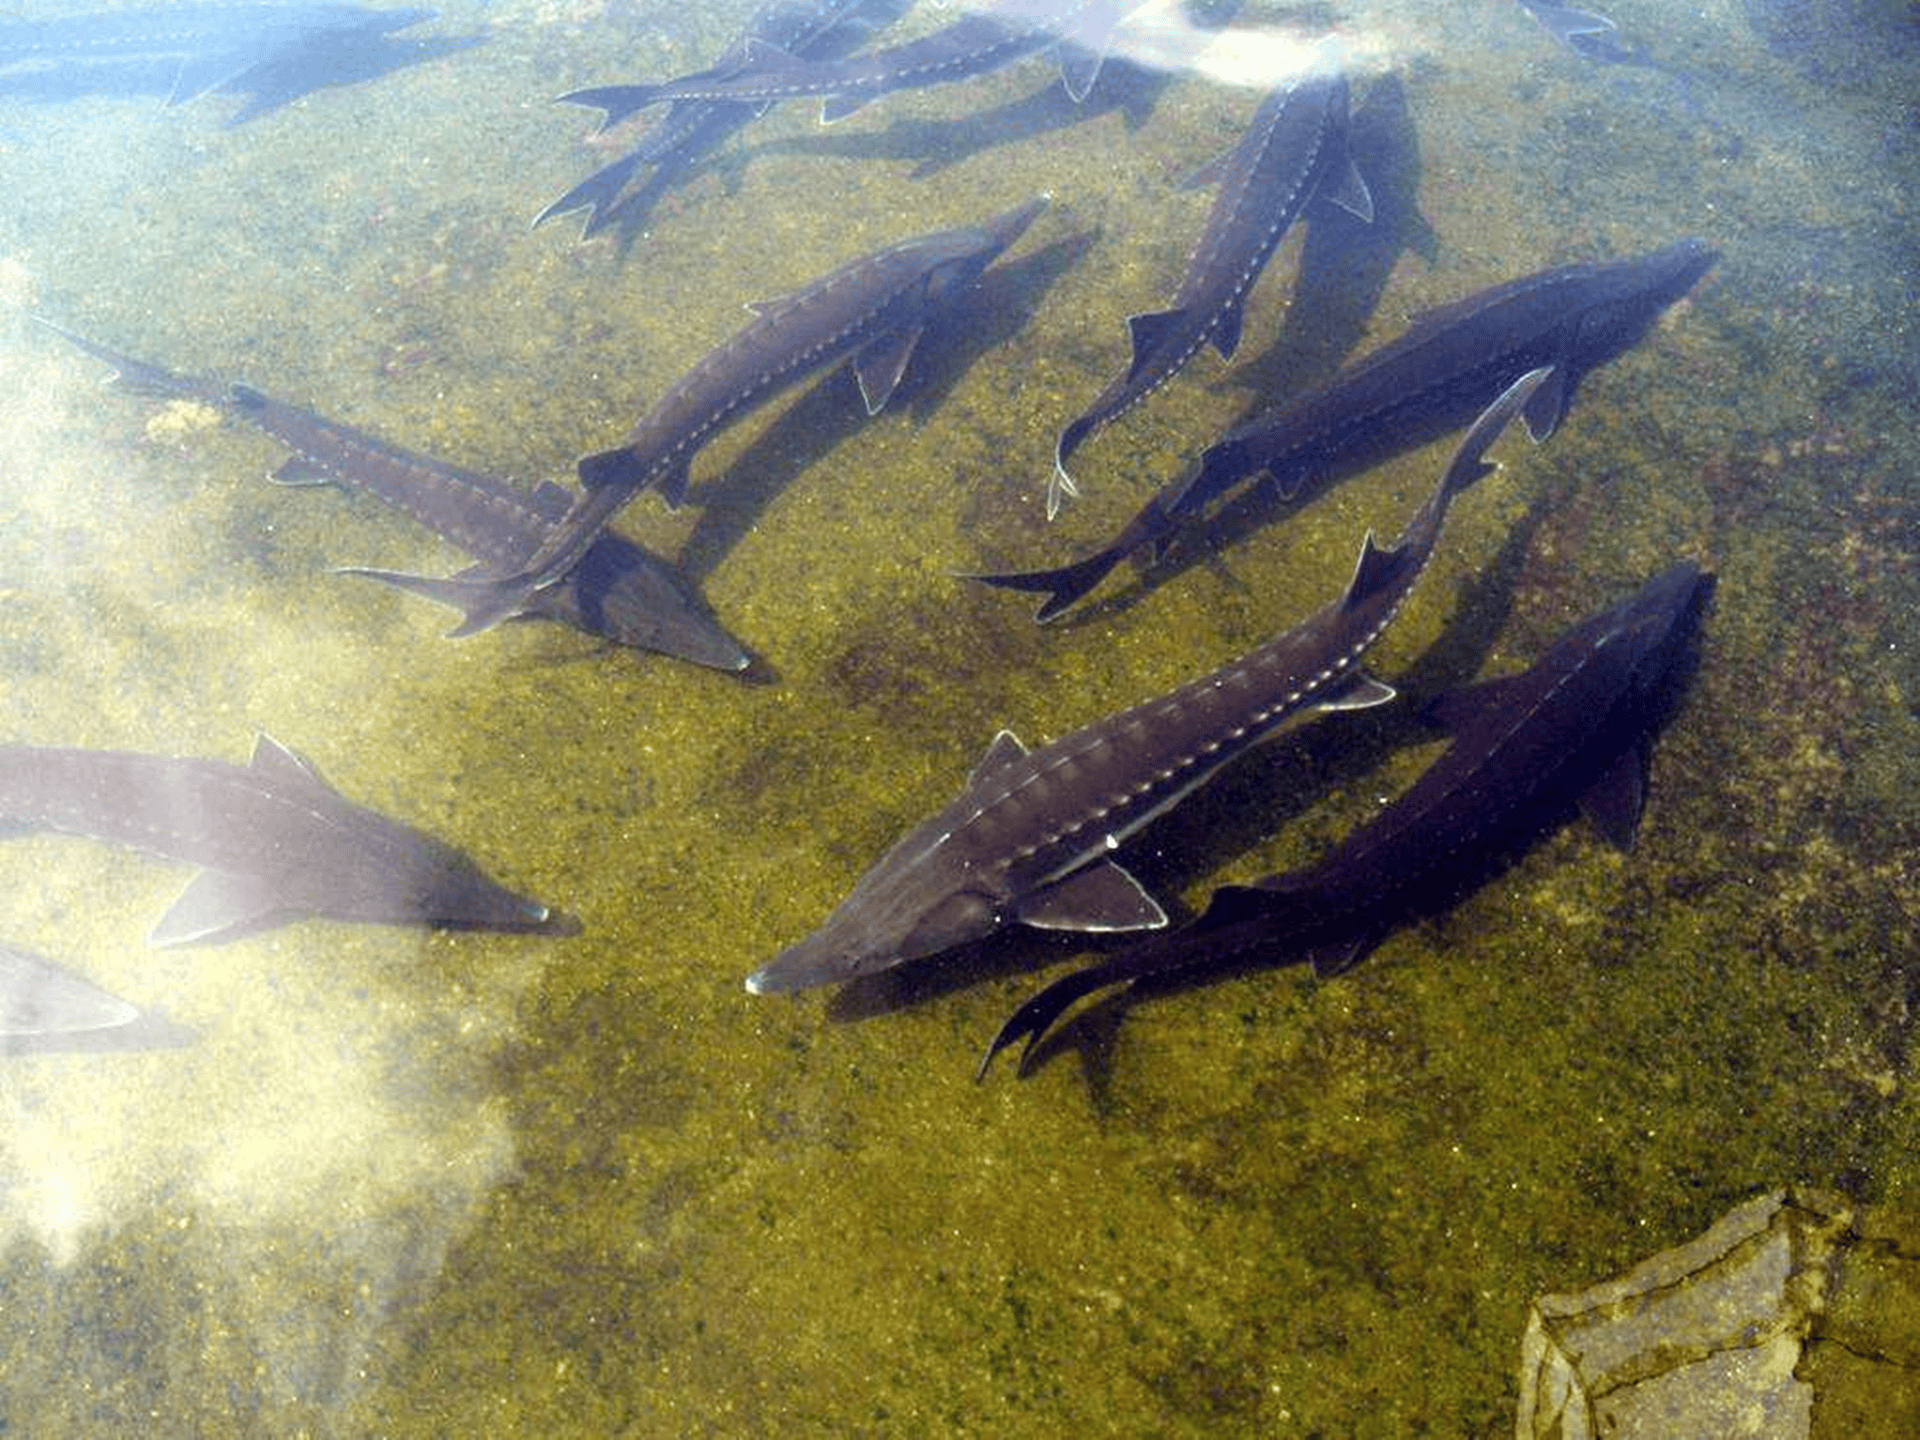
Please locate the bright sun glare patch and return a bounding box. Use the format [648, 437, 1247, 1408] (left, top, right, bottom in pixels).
[1111, 9, 1378, 90]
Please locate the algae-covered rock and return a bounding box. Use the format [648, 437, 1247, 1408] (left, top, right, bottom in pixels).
[1517, 1188, 1920, 1438]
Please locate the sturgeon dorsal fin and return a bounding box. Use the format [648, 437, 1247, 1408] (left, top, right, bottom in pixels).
[968, 730, 1028, 786]
[247, 734, 344, 809]
[1125, 309, 1188, 380]
[853, 323, 923, 416]
[249, 732, 320, 784]
[1343, 529, 1411, 607]
[1016, 860, 1167, 933]
[150, 870, 285, 947]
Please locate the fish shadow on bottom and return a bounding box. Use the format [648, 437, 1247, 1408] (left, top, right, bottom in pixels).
[1003, 565, 1715, 1082]
[1226, 71, 1437, 406]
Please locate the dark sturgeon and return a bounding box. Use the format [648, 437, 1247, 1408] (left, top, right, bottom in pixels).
[0, 736, 560, 944]
[979, 238, 1715, 619]
[746, 368, 1551, 995]
[571, 0, 1149, 124]
[1048, 60, 1372, 516]
[537, 0, 901, 237]
[0, 2, 434, 105]
[981, 560, 1714, 1072]
[448, 194, 1049, 636]
[38, 320, 750, 671]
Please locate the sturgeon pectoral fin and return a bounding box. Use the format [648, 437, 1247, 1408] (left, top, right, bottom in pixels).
[151, 870, 284, 946]
[532, 148, 646, 229]
[1176, 148, 1232, 192]
[1520, 362, 1570, 439]
[853, 323, 922, 415]
[1522, 0, 1618, 48]
[1305, 923, 1385, 978]
[1046, 457, 1081, 522]
[245, 733, 359, 818]
[1125, 308, 1187, 381]
[1315, 674, 1396, 712]
[819, 94, 873, 123]
[1578, 743, 1647, 850]
[268, 456, 334, 487]
[1324, 156, 1374, 222]
[168, 49, 245, 104]
[1016, 860, 1167, 933]
[576, 446, 646, 494]
[1057, 47, 1104, 103]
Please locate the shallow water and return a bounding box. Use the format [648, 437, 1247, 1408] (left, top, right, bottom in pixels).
[0, 0, 1913, 1432]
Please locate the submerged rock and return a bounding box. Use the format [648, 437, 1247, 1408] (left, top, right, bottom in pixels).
[1517, 1187, 1920, 1438]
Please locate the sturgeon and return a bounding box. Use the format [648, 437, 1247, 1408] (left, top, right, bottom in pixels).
[1049, 59, 1372, 516]
[537, 0, 902, 237]
[447, 194, 1048, 636]
[978, 238, 1715, 619]
[0, 2, 437, 108]
[747, 368, 1552, 995]
[981, 560, 1714, 1071]
[566, 0, 1148, 125]
[0, 735, 559, 944]
[37, 319, 750, 671]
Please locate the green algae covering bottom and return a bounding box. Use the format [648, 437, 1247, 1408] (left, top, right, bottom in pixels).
[0, 0, 1914, 1434]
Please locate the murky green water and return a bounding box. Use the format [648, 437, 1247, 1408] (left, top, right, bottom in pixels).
[0, 0, 1913, 1433]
